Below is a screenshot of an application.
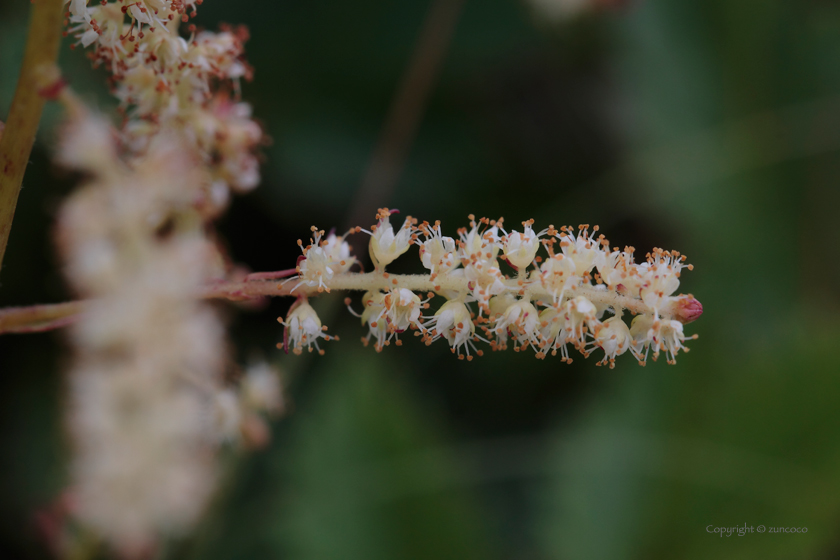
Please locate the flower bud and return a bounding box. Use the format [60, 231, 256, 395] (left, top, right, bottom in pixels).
[671, 294, 703, 324]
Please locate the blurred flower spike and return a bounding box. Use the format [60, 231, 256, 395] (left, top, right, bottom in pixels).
[42, 0, 282, 554]
[63, 0, 263, 217]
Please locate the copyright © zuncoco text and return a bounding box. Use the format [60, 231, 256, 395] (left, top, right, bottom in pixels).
[707, 524, 808, 537]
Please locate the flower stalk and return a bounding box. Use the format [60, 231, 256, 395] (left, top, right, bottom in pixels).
[0, 273, 693, 335]
[0, 300, 87, 334]
[0, 0, 65, 273]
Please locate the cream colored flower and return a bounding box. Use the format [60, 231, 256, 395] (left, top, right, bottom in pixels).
[492, 299, 541, 352]
[562, 296, 599, 349]
[279, 301, 334, 355]
[418, 220, 458, 277]
[557, 225, 606, 279]
[424, 299, 480, 359]
[364, 208, 414, 270]
[502, 220, 541, 271]
[359, 290, 389, 351]
[593, 316, 632, 368]
[539, 252, 577, 302]
[538, 307, 572, 361]
[383, 288, 423, 332]
[293, 227, 355, 292]
[638, 248, 692, 311]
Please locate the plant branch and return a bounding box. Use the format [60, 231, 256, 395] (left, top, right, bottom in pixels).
[0, 300, 87, 334]
[344, 0, 466, 240]
[1, 272, 687, 335]
[0, 0, 65, 274]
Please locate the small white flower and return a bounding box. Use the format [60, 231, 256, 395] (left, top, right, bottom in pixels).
[186, 97, 263, 202]
[359, 290, 389, 351]
[457, 214, 502, 266]
[629, 314, 655, 364]
[66, 0, 91, 20]
[492, 299, 541, 352]
[279, 301, 334, 355]
[364, 208, 414, 270]
[383, 288, 423, 333]
[502, 220, 540, 270]
[423, 300, 481, 360]
[593, 316, 632, 368]
[538, 307, 572, 362]
[653, 318, 693, 364]
[488, 292, 517, 320]
[557, 225, 606, 278]
[354, 288, 424, 350]
[463, 258, 507, 313]
[418, 220, 458, 277]
[322, 231, 356, 274]
[562, 296, 599, 349]
[80, 28, 100, 47]
[638, 249, 690, 311]
[596, 248, 641, 294]
[539, 252, 577, 302]
[294, 227, 356, 292]
[630, 314, 692, 365]
[485, 293, 517, 350]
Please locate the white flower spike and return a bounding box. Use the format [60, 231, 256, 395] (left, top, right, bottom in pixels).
[275, 211, 701, 366]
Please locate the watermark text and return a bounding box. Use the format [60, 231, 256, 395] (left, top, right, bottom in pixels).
[706, 524, 808, 536]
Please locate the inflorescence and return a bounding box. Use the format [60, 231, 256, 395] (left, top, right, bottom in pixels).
[276, 209, 703, 367]
[63, 0, 263, 217]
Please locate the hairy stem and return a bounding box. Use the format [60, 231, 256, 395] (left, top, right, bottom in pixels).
[204, 273, 657, 315]
[0, 0, 65, 274]
[1, 272, 676, 335]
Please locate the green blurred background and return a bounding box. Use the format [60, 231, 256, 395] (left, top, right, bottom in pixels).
[2, 0, 840, 558]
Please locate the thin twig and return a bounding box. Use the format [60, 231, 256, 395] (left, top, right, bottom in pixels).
[344, 0, 467, 240]
[0, 273, 686, 335]
[0, 0, 65, 274]
[0, 300, 87, 334]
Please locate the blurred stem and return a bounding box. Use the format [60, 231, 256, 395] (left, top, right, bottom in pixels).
[0, 300, 87, 334]
[0, 0, 65, 275]
[0, 273, 697, 334]
[344, 0, 466, 239]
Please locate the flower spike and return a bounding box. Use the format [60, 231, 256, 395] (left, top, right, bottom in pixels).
[272, 210, 701, 365]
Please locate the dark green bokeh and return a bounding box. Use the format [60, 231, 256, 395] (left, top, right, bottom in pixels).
[2, 0, 839, 558]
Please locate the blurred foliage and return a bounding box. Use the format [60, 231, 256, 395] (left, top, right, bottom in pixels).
[538, 333, 840, 559]
[2, 0, 840, 559]
[187, 352, 495, 560]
